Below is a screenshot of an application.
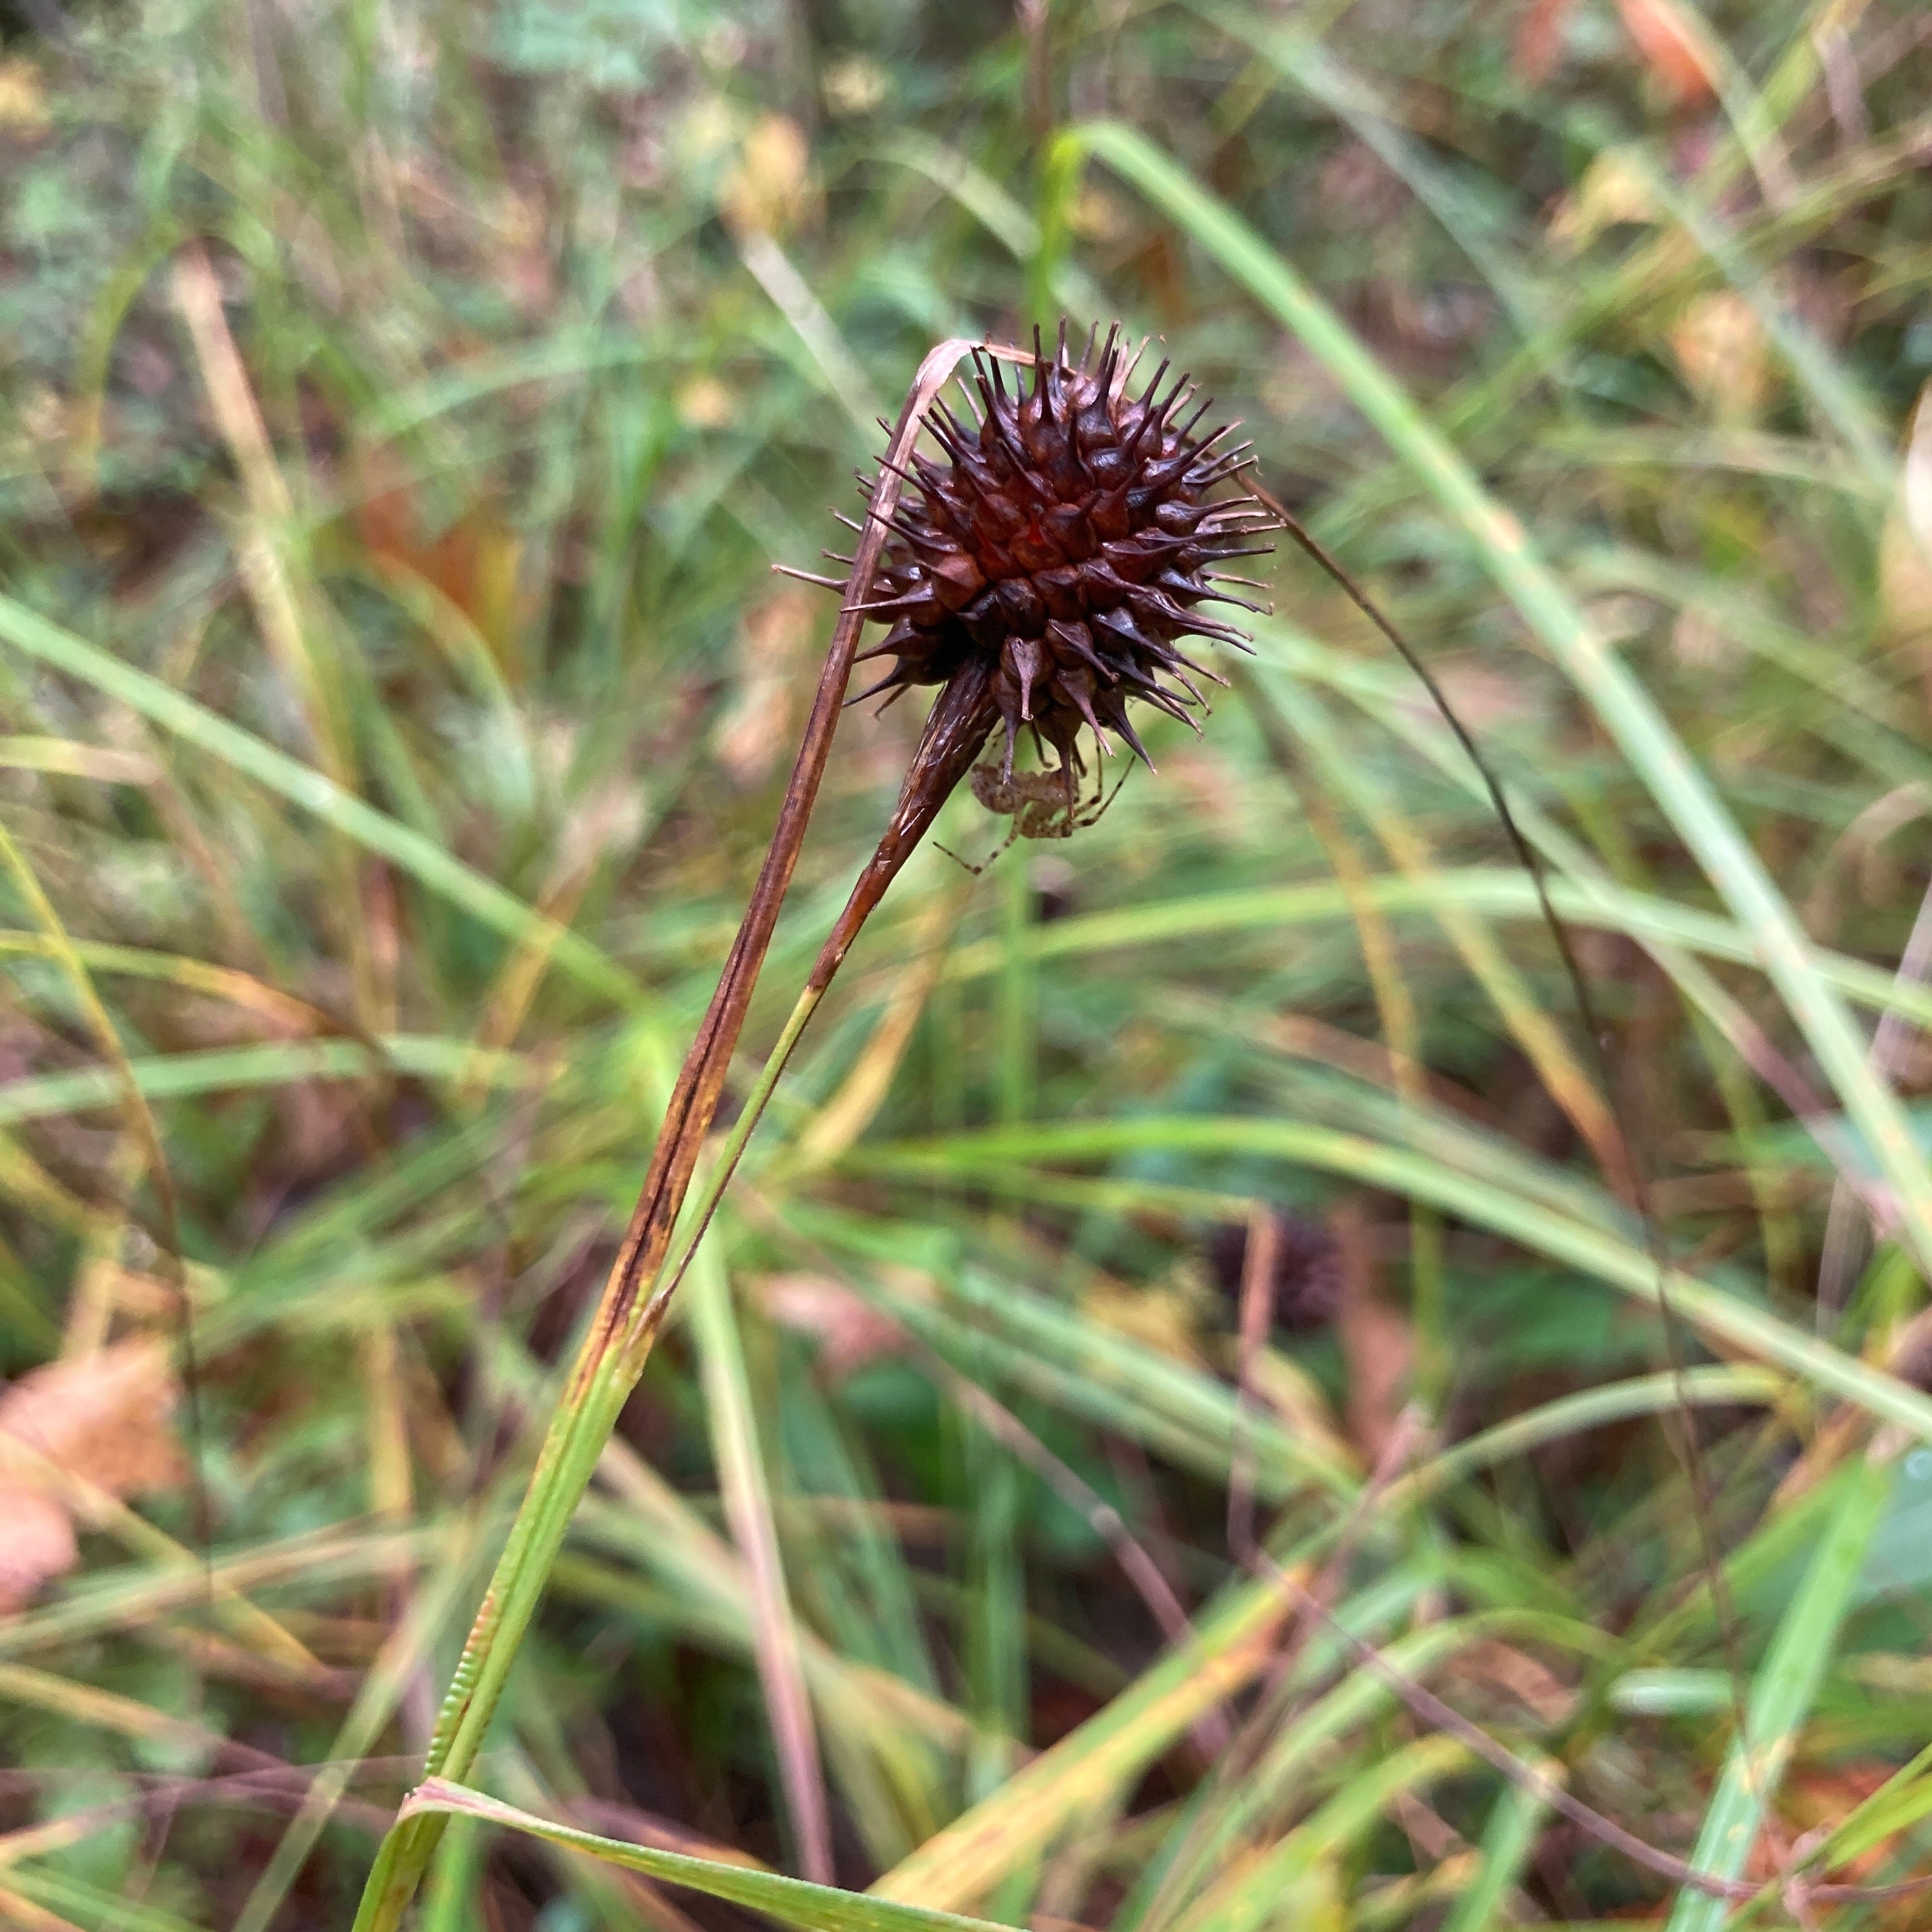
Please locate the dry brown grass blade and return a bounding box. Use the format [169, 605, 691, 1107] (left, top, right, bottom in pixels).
[580, 335, 1010, 1375]
[795, 886, 968, 1167]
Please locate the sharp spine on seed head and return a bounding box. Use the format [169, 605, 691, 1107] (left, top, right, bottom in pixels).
[791, 323, 1275, 781]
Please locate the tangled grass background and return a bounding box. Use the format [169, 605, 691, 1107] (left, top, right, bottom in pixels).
[3, 1, 1932, 1927]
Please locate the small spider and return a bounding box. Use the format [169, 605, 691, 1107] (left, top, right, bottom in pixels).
[936, 758, 1130, 874]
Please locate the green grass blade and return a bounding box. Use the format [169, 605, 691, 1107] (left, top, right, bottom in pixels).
[1055, 118, 1932, 1277]
[0, 1037, 536, 1129]
[850, 1119, 1932, 1442]
[1410, 1368, 1784, 1502]
[230, 1518, 493, 1932]
[3, 1866, 207, 1932]
[686, 1236, 836, 1881]
[872, 1569, 1293, 1909]
[0, 589, 639, 1007]
[936, 866, 1932, 1036]
[1178, 1734, 1470, 1932]
[420, 1816, 488, 1932]
[399, 1777, 1010, 1932]
[1810, 1737, 1932, 1871]
[1440, 1757, 1561, 1932]
[1664, 1445, 1898, 1931]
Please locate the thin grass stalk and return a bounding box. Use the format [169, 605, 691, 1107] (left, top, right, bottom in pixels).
[351, 336, 1006, 1932]
[687, 1233, 835, 1882]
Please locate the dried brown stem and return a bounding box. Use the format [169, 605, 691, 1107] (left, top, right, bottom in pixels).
[577, 338, 1005, 1380]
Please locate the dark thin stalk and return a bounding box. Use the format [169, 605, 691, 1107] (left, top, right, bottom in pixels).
[1256, 487, 1760, 1803]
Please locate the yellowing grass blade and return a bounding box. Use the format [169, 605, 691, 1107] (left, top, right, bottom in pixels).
[1051, 119, 1932, 1279]
[399, 1778, 1009, 1932]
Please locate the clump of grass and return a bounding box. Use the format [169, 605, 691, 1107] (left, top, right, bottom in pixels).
[3, 3, 1932, 1930]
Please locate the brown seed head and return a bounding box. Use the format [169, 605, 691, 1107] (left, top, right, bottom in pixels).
[1210, 1209, 1343, 1333]
[834, 321, 1277, 785]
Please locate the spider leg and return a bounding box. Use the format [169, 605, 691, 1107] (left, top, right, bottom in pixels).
[1077, 762, 1135, 831]
[932, 840, 991, 877]
[934, 820, 1023, 875]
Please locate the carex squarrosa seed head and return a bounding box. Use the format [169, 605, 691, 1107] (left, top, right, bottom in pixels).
[793, 321, 1279, 807]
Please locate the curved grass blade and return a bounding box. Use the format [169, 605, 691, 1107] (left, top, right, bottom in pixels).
[0, 1037, 535, 1130]
[1052, 118, 1932, 1278]
[0, 929, 341, 1033]
[849, 1118, 1932, 1443]
[1663, 1444, 1898, 1931]
[0, 589, 639, 1007]
[934, 867, 1932, 1035]
[399, 1777, 1009, 1932]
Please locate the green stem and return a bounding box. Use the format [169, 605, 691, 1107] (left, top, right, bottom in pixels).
[351, 1345, 632, 1930]
[648, 987, 827, 1322]
[351, 989, 824, 1932]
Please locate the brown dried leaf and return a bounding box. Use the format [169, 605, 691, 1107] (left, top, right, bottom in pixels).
[0, 1489, 77, 1614]
[0, 1339, 184, 1611]
[1445, 1637, 1578, 1725]
[1615, 0, 1720, 109]
[0, 1337, 185, 1495]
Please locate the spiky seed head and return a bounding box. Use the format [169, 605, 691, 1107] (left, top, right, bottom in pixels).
[835, 322, 1277, 780]
[1209, 1210, 1343, 1334]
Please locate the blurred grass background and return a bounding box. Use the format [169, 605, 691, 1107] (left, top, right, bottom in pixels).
[3, 0, 1932, 1926]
